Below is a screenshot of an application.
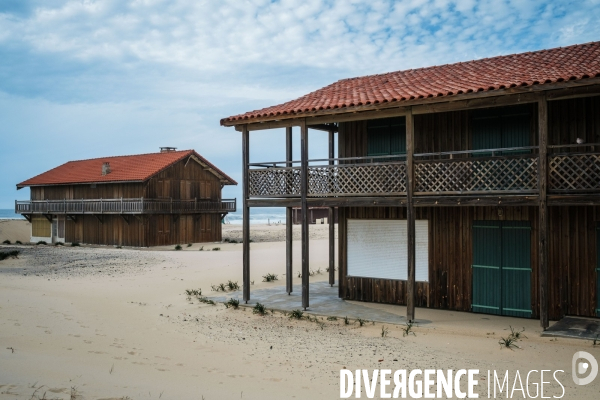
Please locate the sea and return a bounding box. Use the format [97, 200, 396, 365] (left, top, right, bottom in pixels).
[0, 209, 24, 220]
[226, 207, 287, 225]
[0, 208, 284, 224]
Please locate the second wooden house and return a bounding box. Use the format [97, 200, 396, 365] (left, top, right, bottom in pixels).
[15, 148, 237, 247]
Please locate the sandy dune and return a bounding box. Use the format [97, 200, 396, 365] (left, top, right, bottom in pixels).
[0, 221, 599, 399]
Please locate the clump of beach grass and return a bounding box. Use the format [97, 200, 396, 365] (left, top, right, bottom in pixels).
[224, 298, 240, 309]
[187, 243, 192, 247]
[212, 247, 220, 251]
[226, 280, 240, 290]
[289, 309, 304, 320]
[37, 241, 47, 245]
[498, 336, 521, 350]
[402, 322, 416, 337]
[253, 303, 267, 315]
[54, 242, 64, 246]
[15, 240, 22, 245]
[356, 318, 368, 327]
[0, 250, 20, 261]
[381, 326, 389, 338]
[262, 273, 278, 282]
[198, 246, 204, 251]
[327, 316, 338, 321]
[508, 326, 527, 340]
[70, 242, 80, 247]
[2, 240, 11, 244]
[344, 316, 350, 325]
[174, 244, 182, 250]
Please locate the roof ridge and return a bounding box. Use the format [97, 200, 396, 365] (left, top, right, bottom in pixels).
[63, 149, 194, 164]
[336, 41, 600, 83]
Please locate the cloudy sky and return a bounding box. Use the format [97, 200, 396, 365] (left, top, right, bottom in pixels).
[1, 0, 599, 208]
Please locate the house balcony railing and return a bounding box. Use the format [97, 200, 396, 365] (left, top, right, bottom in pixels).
[15, 198, 237, 215]
[247, 144, 600, 198]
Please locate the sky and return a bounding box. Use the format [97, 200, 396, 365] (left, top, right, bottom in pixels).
[1, 0, 600, 208]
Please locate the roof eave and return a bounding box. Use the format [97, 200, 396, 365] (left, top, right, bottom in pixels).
[221, 77, 600, 128]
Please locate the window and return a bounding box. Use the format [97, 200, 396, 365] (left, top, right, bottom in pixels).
[367, 117, 406, 157]
[347, 219, 428, 282]
[471, 105, 531, 155]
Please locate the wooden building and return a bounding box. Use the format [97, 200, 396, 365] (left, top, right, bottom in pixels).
[15, 149, 237, 247]
[221, 41, 600, 328]
[292, 207, 338, 225]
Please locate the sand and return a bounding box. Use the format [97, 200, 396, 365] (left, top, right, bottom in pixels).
[1, 220, 599, 399]
[0, 219, 31, 244]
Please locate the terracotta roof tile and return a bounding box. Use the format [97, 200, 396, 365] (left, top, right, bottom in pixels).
[17, 150, 237, 187]
[222, 41, 600, 124]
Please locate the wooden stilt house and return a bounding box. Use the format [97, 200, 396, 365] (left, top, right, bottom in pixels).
[15, 148, 237, 247]
[221, 41, 600, 327]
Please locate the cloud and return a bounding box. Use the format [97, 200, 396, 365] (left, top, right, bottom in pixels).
[0, 0, 599, 207]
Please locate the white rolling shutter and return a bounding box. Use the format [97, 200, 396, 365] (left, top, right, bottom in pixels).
[347, 219, 429, 282]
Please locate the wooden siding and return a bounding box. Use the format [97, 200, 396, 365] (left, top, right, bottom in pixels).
[548, 96, 600, 147]
[30, 157, 227, 247]
[64, 213, 222, 247]
[337, 97, 600, 320]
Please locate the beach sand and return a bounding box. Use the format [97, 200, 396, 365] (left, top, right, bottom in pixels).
[0, 219, 31, 244]
[1, 220, 598, 399]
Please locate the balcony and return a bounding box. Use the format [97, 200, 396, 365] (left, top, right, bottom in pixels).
[15, 198, 237, 215]
[247, 145, 600, 204]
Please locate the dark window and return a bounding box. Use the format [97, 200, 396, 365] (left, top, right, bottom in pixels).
[472, 105, 531, 155]
[367, 117, 406, 157]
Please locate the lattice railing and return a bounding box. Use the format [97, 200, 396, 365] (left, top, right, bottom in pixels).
[415, 154, 538, 194]
[248, 167, 301, 197]
[549, 153, 600, 192]
[308, 163, 407, 196]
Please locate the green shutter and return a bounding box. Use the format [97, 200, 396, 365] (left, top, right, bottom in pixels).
[367, 117, 406, 157]
[472, 221, 502, 315]
[472, 220, 532, 318]
[471, 105, 530, 156]
[500, 221, 532, 317]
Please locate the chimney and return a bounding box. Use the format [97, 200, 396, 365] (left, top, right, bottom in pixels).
[101, 162, 111, 176]
[160, 147, 177, 153]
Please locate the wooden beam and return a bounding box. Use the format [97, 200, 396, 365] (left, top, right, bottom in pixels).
[547, 194, 600, 206]
[538, 96, 549, 330]
[406, 109, 416, 322]
[44, 214, 53, 222]
[286, 126, 293, 295]
[222, 79, 600, 128]
[120, 214, 130, 225]
[414, 195, 539, 207]
[93, 214, 103, 224]
[242, 124, 251, 303]
[328, 129, 335, 287]
[22, 214, 32, 223]
[413, 92, 541, 115]
[301, 119, 309, 310]
[308, 123, 338, 132]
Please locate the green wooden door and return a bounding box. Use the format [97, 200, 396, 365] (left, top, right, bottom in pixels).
[472, 222, 502, 315]
[500, 221, 532, 317]
[472, 221, 532, 317]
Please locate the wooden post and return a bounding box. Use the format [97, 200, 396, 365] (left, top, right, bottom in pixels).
[406, 109, 416, 322]
[301, 120, 309, 310]
[286, 126, 293, 295]
[538, 96, 549, 330]
[328, 129, 335, 287]
[242, 125, 251, 303]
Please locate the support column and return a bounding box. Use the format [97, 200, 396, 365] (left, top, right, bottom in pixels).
[406, 109, 416, 322]
[538, 96, 549, 329]
[242, 125, 251, 303]
[301, 120, 309, 310]
[286, 126, 293, 295]
[328, 128, 335, 287]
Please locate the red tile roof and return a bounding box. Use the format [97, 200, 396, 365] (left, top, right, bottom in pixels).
[221, 41, 600, 124]
[17, 150, 237, 188]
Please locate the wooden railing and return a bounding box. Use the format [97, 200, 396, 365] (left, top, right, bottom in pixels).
[15, 198, 236, 214]
[414, 147, 539, 195]
[548, 144, 600, 192]
[247, 145, 599, 198]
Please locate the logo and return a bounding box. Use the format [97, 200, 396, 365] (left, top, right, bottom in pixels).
[572, 351, 598, 386]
